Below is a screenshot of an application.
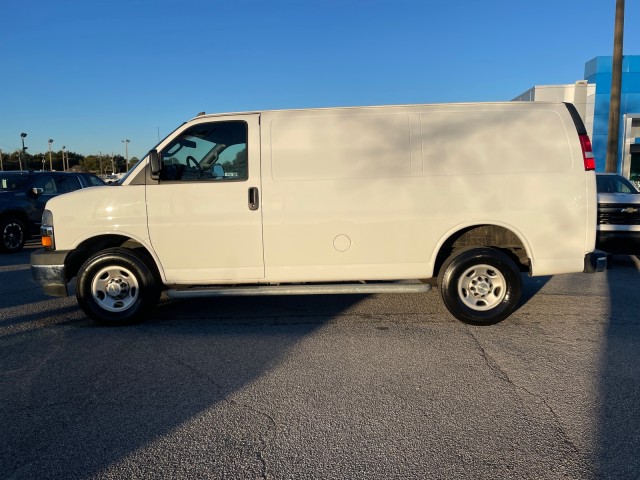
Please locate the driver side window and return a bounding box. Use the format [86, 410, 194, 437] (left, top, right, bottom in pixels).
[32, 175, 58, 194]
[159, 121, 248, 182]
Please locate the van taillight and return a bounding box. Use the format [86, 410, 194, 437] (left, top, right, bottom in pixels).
[579, 134, 595, 171]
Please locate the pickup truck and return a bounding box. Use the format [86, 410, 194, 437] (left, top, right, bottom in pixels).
[596, 172, 640, 254]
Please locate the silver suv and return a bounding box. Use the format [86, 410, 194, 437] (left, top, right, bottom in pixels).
[596, 173, 640, 254]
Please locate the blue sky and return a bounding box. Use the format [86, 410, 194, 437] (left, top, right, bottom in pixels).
[1, 0, 638, 159]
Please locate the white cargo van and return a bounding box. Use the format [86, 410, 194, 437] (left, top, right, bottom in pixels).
[31, 102, 606, 325]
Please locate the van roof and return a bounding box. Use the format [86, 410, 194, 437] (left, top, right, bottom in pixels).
[187, 101, 570, 122]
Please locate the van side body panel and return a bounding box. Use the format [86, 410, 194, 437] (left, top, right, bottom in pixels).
[259, 103, 593, 281]
[38, 102, 595, 288]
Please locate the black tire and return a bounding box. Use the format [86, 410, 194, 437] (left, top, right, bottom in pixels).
[76, 248, 161, 326]
[438, 247, 522, 325]
[0, 217, 27, 253]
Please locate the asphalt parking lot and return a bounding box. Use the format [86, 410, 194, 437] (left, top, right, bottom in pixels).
[1, 244, 639, 479]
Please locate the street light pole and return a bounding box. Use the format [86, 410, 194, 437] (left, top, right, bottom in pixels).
[62, 145, 66, 171]
[121, 139, 130, 168]
[605, 0, 625, 172]
[20, 133, 27, 170]
[48, 139, 54, 171]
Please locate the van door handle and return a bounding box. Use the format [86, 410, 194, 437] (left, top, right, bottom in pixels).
[248, 187, 259, 211]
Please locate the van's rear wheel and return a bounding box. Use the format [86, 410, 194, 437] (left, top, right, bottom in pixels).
[438, 247, 522, 325]
[76, 248, 160, 326]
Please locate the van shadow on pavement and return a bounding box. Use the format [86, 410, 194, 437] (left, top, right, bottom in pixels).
[0, 250, 362, 478]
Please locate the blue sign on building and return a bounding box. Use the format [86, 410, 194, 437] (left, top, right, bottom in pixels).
[585, 55, 640, 179]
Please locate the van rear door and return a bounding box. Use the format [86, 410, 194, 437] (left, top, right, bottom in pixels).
[146, 114, 264, 283]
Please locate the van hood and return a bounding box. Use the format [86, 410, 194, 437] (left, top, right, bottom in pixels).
[45, 184, 148, 249]
[46, 184, 143, 216]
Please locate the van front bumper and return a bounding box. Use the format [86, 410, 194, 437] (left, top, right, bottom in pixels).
[584, 250, 608, 273]
[30, 248, 71, 297]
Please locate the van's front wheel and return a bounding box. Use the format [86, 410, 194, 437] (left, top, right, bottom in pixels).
[76, 248, 160, 326]
[438, 247, 522, 325]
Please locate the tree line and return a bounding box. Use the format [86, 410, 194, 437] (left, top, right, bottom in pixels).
[0, 149, 138, 175]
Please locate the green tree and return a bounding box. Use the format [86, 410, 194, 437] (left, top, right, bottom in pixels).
[229, 148, 247, 177]
[112, 154, 126, 173]
[82, 155, 102, 174]
[66, 151, 83, 171]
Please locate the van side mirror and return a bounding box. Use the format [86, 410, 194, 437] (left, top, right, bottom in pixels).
[30, 187, 44, 197]
[149, 149, 161, 180]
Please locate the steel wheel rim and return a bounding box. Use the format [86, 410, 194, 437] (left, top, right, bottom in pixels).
[457, 264, 507, 311]
[2, 222, 24, 250]
[91, 265, 140, 312]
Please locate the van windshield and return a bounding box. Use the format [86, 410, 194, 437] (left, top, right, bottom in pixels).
[118, 121, 187, 184]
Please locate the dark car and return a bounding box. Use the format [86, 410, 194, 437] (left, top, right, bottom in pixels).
[0, 171, 105, 252]
[596, 172, 640, 254]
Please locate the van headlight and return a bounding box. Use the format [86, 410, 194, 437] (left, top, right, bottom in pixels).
[40, 209, 55, 250]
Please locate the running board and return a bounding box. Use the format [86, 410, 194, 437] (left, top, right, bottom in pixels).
[166, 281, 431, 299]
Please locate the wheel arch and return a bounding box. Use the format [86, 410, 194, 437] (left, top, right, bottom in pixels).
[0, 209, 30, 228]
[431, 223, 532, 278]
[64, 234, 163, 285]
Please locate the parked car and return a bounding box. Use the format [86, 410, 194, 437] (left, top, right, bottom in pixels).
[596, 172, 640, 254]
[0, 171, 105, 253]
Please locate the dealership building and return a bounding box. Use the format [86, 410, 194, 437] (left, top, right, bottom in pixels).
[513, 55, 640, 184]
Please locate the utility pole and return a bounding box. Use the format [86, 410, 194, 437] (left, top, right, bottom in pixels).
[605, 0, 625, 172]
[62, 145, 66, 171]
[0, 149, 3, 171]
[48, 139, 54, 171]
[20, 132, 27, 170]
